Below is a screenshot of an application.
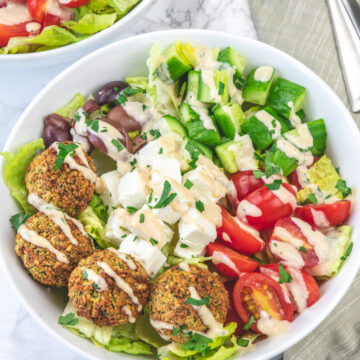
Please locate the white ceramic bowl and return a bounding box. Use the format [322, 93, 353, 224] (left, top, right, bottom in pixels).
[0, 0, 153, 68]
[1, 29, 360, 360]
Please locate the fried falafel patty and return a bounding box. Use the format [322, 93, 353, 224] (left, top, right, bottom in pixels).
[149, 263, 229, 343]
[25, 142, 96, 217]
[15, 212, 94, 287]
[68, 249, 150, 327]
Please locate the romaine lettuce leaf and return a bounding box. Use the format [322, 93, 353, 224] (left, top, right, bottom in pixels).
[108, 0, 140, 15]
[55, 93, 84, 119]
[62, 13, 117, 35]
[90, 193, 109, 223]
[0, 139, 44, 213]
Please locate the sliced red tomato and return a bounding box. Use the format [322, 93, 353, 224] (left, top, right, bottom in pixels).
[224, 281, 245, 336]
[269, 217, 321, 268]
[207, 242, 258, 277]
[217, 205, 264, 255]
[233, 273, 293, 333]
[27, 0, 47, 23]
[294, 200, 351, 228]
[289, 156, 319, 191]
[259, 263, 319, 312]
[237, 183, 297, 232]
[230, 170, 264, 202]
[0, 21, 40, 46]
[43, 13, 61, 26]
[58, 0, 89, 7]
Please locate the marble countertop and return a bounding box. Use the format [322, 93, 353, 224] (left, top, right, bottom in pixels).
[0, 1, 256, 359]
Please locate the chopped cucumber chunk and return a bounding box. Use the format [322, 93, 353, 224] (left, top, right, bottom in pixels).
[244, 106, 262, 119]
[198, 69, 229, 103]
[182, 136, 213, 172]
[212, 103, 247, 139]
[150, 115, 188, 138]
[187, 70, 200, 99]
[242, 66, 275, 105]
[155, 44, 193, 84]
[270, 143, 298, 176]
[217, 46, 246, 77]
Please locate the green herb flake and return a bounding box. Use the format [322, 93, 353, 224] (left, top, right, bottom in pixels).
[150, 238, 158, 246]
[242, 315, 254, 330]
[237, 338, 249, 347]
[149, 129, 161, 140]
[10, 212, 30, 231]
[154, 180, 177, 208]
[126, 206, 138, 214]
[183, 333, 212, 355]
[142, 104, 147, 112]
[185, 141, 204, 169]
[113, 87, 119, 92]
[115, 94, 127, 105]
[265, 179, 282, 191]
[218, 82, 225, 95]
[184, 179, 194, 189]
[81, 269, 88, 280]
[85, 118, 99, 133]
[92, 283, 99, 289]
[140, 132, 147, 140]
[54, 142, 78, 171]
[139, 213, 145, 223]
[123, 86, 146, 97]
[58, 313, 79, 326]
[253, 169, 265, 179]
[278, 263, 292, 284]
[74, 113, 81, 122]
[308, 193, 318, 204]
[335, 179, 352, 198]
[180, 243, 189, 248]
[250, 255, 265, 264]
[271, 119, 277, 128]
[148, 189, 154, 203]
[185, 296, 210, 306]
[171, 326, 181, 336]
[159, 147, 163, 155]
[111, 139, 124, 152]
[299, 246, 308, 253]
[195, 200, 205, 213]
[129, 158, 137, 167]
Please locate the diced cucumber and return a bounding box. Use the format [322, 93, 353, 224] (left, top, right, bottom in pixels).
[187, 70, 200, 99]
[266, 77, 306, 120]
[296, 109, 306, 121]
[215, 135, 257, 173]
[212, 103, 247, 139]
[155, 44, 193, 84]
[179, 102, 221, 146]
[245, 106, 262, 119]
[242, 66, 275, 105]
[198, 69, 229, 104]
[182, 136, 213, 172]
[284, 119, 327, 157]
[217, 47, 246, 78]
[150, 115, 188, 138]
[270, 144, 298, 177]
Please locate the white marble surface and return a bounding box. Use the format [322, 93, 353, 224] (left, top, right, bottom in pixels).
[0, 1, 256, 359]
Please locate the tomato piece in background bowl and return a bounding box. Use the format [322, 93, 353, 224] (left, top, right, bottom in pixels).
[217, 205, 264, 255]
[207, 241, 258, 277]
[237, 183, 297, 231]
[233, 272, 293, 335]
[294, 200, 351, 228]
[58, 0, 89, 8]
[260, 263, 319, 313]
[0, 21, 41, 46]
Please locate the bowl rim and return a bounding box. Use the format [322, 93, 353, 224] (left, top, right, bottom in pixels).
[1, 28, 360, 360]
[0, 0, 153, 61]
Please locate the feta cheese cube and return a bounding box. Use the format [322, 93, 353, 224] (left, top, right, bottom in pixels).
[119, 234, 167, 278]
[118, 169, 149, 209]
[152, 157, 182, 183]
[104, 211, 129, 247]
[99, 170, 122, 208]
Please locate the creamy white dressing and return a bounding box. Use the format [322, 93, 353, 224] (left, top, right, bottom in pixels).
[97, 261, 142, 311]
[70, 128, 91, 153]
[212, 251, 240, 276]
[284, 124, 314, 150]
[186, 97, 215, 130]
[255, 110, 281, 138]
[18, 225, 68, 264]
[179, 262, 190, 272]
[273, 226, 305, 248]
[291, 217, 329, 263]
[287, 268, 309, 313]
[26, 22, 41, 33]
[233, 216, 264, 245]
[310, 208, 330, 228]
[0, 4, 32, 26]
[227, 135, 257, 171]
[237, 199, 262, 221]
[123, 305, 136, 323]
[122, 101, 154, 126]
[188, 286, 227, 339]
[107, 248, 137, 271]
[270, 240, 305, 268]
[46, 0, 72, 19]
[272, 183, 297, 209]
[28, 193, 87, 246]
[222, 232, 232, 243]
[201, 70, 222, 103]
[256, 310, 290, 337]
[296, 165, 309, 188]
[194, 46, 219, 71]
[253, 66, 274, 82]
[226, 67, 244, 105]
[82, 267, 108, 292]
[149, 319, 173, 341]
[276, 138, 314, 167]
[287, 101, 302, 128]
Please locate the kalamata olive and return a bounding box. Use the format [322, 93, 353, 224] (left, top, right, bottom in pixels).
[43, 124, 72, 148]
[96, 81, 128, 106]
[83, 99, 99, 115]
[44, 113, 71, 131]
[107, 105, 141, 132]
[131, 135, 147, 154]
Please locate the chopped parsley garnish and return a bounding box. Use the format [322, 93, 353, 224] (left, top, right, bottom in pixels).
[218, 82, 225, 95]
[308, 193, 318, 204]
[153, 180, 177, 208]
[10, 212, 30, 231]
[250, 255, 265, 264]
[340, 242, 353, 260]
[123, 86, 146, 97]
[149, 129, 161, 140]
[299, 246, 307, 253]
[81, 269, 88, 280]
[148, 189, 154, 203]
[150, 238, 158, 246]
[85, 118, 99, 133]
[180, 243, 189, 248]
[159, 147, 163, 154]
[242, 315, 254, 330]
[237, 338, 249, 347]
[185, 141, 204, 168]
[184, 179, 194, 189]
[195, 200, 205, 213]
[115, 94, 127, 105]
[335, 179, 352, 198]
[140, 132, 147, 140]
[171, 326, 181, 336]
[139, 213, 145, 223]
[278, 263, 292, 284]
[185, 296, 210, 306]
[271, 119, 277, 128]
[129, 158, 137, 166]
[253, 169, 265, 179]
[126, 206, 138, 214]
[111, 139, 124, 152]
[58, 313, 79, 326]
[100, 128, 108, 133]
[234, 77, 247, 90]
[265, 179, 282, 190]
[142, 104, 147, 111]
[92, 283, 99, 289]
[254, 151, 263, 161]
[183, 334, 212, 355]
[74, 113, 81, 122]
[113, 87, 119, 92]
[54, 142, 78, 171]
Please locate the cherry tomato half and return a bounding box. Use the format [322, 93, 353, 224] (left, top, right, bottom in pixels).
[233, 272, 293, 333]
[27, 0, 47, 23]
[58, 0, 89, 8]
[230, 170, 264, 202]
[0, 21, 40, 46]
[217, 205, 264, 255]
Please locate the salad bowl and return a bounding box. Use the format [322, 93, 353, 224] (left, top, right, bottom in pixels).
[1, 29, 360, 360]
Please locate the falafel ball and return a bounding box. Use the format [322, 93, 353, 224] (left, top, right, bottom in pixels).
[149, 263, 229, 343]
[25, 141, 96, 217]
[15, 212, 94, 287]
[68, 249, 150, 327]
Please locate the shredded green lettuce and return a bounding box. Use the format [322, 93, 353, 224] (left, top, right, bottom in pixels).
[108, 0, 141, 15]
[90, 193, 109, 223]
[55, 93, 84, 119]
[62, 14, 117, 35]
[0, 139, 44, 214]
